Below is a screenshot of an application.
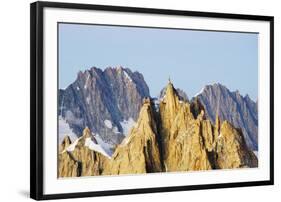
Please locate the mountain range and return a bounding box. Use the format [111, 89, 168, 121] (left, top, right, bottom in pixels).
[58, 66, 258, 170]
[59, 66, 149, 146]
[195, 84, 258, 150]
[59, 80, 258, 177]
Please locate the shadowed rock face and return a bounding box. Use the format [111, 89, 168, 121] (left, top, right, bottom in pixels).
[59, 81, 257, 177]
[194, 83, 258, 151]
[58, 66, 150, 145]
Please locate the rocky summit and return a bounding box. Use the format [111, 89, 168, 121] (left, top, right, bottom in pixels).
[194, 83, 258, 151]
[58, 80, 258, 177]
[58, 66, 150, 146]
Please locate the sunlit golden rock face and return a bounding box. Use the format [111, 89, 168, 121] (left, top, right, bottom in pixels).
[103, 99, 162, 175]
[159, 81, 212, 171]
[215, 121, 258, 169]
[59, 101, 162, 177]
[58, 80, 258, 178]
[58, 127, 110, 177]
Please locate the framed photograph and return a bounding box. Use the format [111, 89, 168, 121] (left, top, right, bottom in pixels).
[30, 1, 274, 200]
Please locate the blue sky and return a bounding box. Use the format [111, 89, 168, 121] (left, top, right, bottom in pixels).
[59, 23, 258, 100]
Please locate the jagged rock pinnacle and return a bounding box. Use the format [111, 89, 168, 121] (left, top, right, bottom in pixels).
[164, 79, 180, 119]
[59, 136, 72, 152]
[103, 99, 162, 174]
[82, 127, 92, 138]
[59, 79, 258, 177]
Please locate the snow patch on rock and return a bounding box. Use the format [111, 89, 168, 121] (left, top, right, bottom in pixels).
[58, 116, 78, 144]
[104, 119, 112, 129]
[112, 126, 120, 134]
[253, 151, 258, 158]
[85, 137, 111, 158]
[64, 111, 83, 126]
[194, 87, 205, 97]
[84, 74, 90, 89]
[93, 133, 114, 155]
[123, 71, 132, 82]
[66, 138, 79, 152]
[120, 117, 136, 136]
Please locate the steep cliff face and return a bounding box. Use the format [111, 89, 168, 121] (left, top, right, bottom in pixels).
[59, 100, 162, 177]
[59, 66, 150, 145]
[59, 80, 258, 177]
[215, 120, 258, 169]
[195, 83, 258, 151]
[159, 81, 212, 171]
[103, 98, 162, 175]
[158, 82, 257, 171]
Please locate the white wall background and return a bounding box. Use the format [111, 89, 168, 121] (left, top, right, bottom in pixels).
[0, 0, 279, 201]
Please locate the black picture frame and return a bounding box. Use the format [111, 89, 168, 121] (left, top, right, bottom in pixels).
[30, 1, 274, 200]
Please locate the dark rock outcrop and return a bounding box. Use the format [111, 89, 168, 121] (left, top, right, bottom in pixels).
[194, 83, 258, 151]
[59, 66, 150, 145]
